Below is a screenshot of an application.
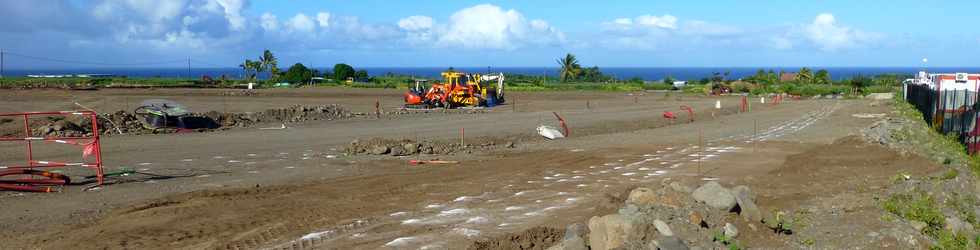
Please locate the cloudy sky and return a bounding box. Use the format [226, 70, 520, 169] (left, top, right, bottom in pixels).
[2, 0, 979, 69]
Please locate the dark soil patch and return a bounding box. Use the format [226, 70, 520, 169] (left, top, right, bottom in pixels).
[467, 226, 565, 250]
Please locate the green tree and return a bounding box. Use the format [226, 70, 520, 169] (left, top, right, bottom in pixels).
[815, 69, 831, 85]
[239, 59, 262, 81]
[848, 74, 873, 93]
[355, 69, 369, 81]
[579, 66, 605, 82]
[281, 63, 313, 84]
[258, 49, 278, 80]
[663, 75, 676, 85]
[796, 67, 813, 84]
[556, 53, 581, 83]
[333, 63, 356, 82]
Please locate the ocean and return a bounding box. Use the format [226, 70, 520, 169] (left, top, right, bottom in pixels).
[4, 67, 980, 81]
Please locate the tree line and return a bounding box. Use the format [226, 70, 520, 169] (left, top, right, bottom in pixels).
[238, 49, 369, 85]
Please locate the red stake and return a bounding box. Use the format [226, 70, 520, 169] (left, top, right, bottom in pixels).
[680, 105, 695, 123]
[553, 112, 569, 137]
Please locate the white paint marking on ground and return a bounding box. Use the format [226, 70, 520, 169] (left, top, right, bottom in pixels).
[384, 237, 417, 247]
[299, 230, 334, 240]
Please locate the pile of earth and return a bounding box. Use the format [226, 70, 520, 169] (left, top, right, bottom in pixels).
[20, 104, 354, 137]
[199, 104, 353, 128]
[533, 180, 787, 250]
[345, 137, 517, 156]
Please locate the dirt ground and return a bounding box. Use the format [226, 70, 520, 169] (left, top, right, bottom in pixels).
[0, 87, 919, 249]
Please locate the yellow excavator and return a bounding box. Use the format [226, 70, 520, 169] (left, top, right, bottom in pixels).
[404, 70, 505, 108]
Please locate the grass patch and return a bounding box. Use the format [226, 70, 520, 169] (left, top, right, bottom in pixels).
[882, 190, 944, 237]
[940, 169, 959, 180]
[933, 230, 971, 250]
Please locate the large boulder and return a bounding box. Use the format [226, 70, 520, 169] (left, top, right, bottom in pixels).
[649, 236, 689, 250]
[627, 188, 657, 206]
[653, 219, 674, 236]
[724, 223, 739, 238]
[626, 187, 684, 208]
[731, 185, 762, 222]
[692, 181, 737, 210]
[588, 214, 632, 250]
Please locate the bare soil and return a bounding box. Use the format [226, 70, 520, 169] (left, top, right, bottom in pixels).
[0, 88, 914, 249]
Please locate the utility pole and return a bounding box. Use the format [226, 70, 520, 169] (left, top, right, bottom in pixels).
[1, 48, 4, 79]
[187, 58, 191, 79]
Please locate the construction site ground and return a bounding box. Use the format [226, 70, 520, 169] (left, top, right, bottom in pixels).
[0, 88, 932, 249]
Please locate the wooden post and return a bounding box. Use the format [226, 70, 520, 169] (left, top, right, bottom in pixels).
[375, 98, 381, 119]
[460, 128, 465, 148]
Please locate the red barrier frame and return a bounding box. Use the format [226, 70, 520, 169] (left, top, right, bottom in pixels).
[0, 111, 104, 191]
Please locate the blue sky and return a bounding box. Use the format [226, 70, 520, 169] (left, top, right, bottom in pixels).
[2, 0, 979, 69]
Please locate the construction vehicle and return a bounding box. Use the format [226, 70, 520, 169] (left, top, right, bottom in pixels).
[404, 70, 505, 109]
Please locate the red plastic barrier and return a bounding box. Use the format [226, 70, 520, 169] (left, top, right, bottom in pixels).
[0, 111, 104, 192]
[680, 105, 695, 123]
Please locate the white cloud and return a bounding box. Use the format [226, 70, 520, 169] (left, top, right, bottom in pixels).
[398, 15, 433, 31]
[803, 13, 880, 51]
[260, 12, 278, 31]
[635, 15, 677, 29]
[317, 12, 330, 28]
[286, 13, 315, 33]
[213, 0, 246, 30]
[605, 14, 677, 31]
[435, 4, 564, 49]
[93, 0, 186, 22]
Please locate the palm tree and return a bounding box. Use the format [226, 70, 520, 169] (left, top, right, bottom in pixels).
[796, 67, 813, 84]
[815, 69, 831, 84]
[556, 53, 581, 83]
[259, 49, 278, 79]
[239, 60, 251, 80]
[239, 59, 262, 81]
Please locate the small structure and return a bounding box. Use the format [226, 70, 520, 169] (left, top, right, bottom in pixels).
[672, 81, 687, 88]
[779, 72, 798, 82]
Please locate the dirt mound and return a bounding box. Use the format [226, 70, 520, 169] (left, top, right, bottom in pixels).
[1, 105, 354, 137]
[200, 104, 352, 128]
[345, 136, 519, 156]
[467, 226, 564, 250]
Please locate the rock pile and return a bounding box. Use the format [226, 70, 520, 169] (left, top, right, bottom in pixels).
[200, 104, 352, 128]
[345, 137, 517, 156]
[549, 181, 772, 250]
[23, 104, 355, 137]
